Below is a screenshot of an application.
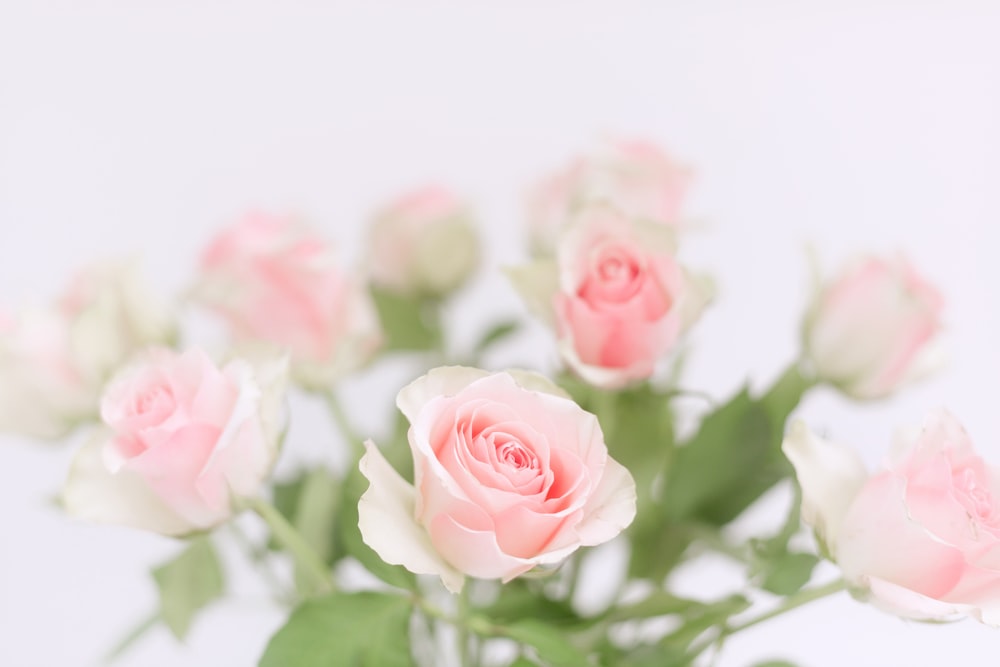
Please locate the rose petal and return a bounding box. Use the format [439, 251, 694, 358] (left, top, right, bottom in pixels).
[782, 420, 869, 549]
[428, 511, 578, 582]
[63, 431, 191, 536]
[865, 576, 970, 622]
[573, 457, 636, 546]
[358, 440, 464, 593]
[837, 471, 965, 598]
[396, 366, 492, 426]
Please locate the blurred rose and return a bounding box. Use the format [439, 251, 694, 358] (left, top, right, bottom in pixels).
[784, 411, 1000, 625]
[508, 205, 710, 388]
[193, 213, 382, 389]
[367, 186, 479, 296]
[358, 366, 636, 592]
[0, 261, 176, 439]
[63, 347, 288, 535]
[527, 138, 692, 255]
[803, 255, 944, 399]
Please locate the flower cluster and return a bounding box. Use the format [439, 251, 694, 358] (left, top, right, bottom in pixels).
[3, 138, 983, 667]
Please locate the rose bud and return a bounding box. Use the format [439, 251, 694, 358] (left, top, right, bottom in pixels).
[367, 186, 480, 297]
[526, 138, 692, 256]
[508, 204, 710, 389]
[0, 260, 176, 439]
[193, 212, 383, 389]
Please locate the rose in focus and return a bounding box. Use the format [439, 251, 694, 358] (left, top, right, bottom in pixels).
[194, 212, 382, 389]
[803, 255, 944, 399]
[527, 138, 692, 255]
[367, 186, 479, 296]
[63, 347, 288, 535]
[784, 410, 1000, 625]
[0, 260, 176, 439]
[358, 366, 636, 592]
[509, 205, 710, 389]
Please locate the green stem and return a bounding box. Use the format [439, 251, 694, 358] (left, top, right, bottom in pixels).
[415, 597, 497, 638]
[225, 522, 294, 604]
[564, 552, 588, 606]
[689, 579, 847, 660]
[457, 585, 473, 667]
[102, 609, 159, 664]
[245, 496, 334, 595]
[728, 579, 847, 634]
[592, 389, 618, 440]
[321, 389, 365, 458]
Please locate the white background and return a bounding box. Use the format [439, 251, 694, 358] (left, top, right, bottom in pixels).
[2, 1, 999, 666]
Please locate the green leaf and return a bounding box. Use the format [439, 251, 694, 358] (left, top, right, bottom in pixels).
[503, 619, 590, 667]
[259, 591, 415, 667]
[485, 581, 582, 627]
[602, 590, 701, 623]
[335, 465, 417, 591]
[664, 365, 812, 528]
[759, 552, 820, 596]
[508, 658, 544, 667]
[291, 468, 340, 592]
[269, 471, 340, 565]
[471, 319, 522, 357]
[271, 476, 306, 529]
[152, 536, 225, 639]
[663, 388, 771, 523]
[370, 286, 442, 352]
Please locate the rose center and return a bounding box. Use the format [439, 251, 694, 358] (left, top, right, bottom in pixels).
[579, 242, 644, 304]
[133, 385, 173, 416]
[496, 438, 537, 471]
[955, 467, 995, 523]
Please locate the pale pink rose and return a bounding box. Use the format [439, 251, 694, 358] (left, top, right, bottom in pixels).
[63, 347, 288, 535]
[527, 138, 692, 255]
[804, 255, 944, 399]
[508, 206, 711, 389]
[0, 261, 176, 439]
[194, 213, 382, 389]
[358, 366, 636, 592]
[368, 186, 479, 296]
[784, 410, 1000, 625]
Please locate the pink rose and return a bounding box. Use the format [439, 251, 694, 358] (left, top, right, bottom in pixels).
[63, 347, 288, 535]
[783, 410, 1000, 625]
[508, 206, 710, 388]
[527, 138, 692, 255]
[0, 260, 176, 439]
[358, 366, 636, 592]
[803, 255, 944, 399]
[367, 186, 480, 296]
[194, 213, 382, 389]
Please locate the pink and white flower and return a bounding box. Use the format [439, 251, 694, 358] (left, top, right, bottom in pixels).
[527, 138, 692, 255]
[194, 213, 382, 389]
[0, 261, 176, 439]
[508, 205, 710, 389]
[803, 255, 944, 399]
[367, 186, 479, 296]
[784, 410, 1000, 625]
[358, 366, 636, 592]
[63, 347, 288, 535]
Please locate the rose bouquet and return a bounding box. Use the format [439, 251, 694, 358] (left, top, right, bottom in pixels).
[3, 138, 987, 667]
